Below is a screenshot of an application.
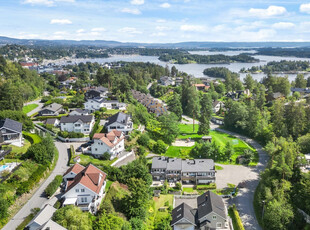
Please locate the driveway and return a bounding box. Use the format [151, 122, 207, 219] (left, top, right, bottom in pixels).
[216, 128, 269, 230]
[2, 141, 69, 230]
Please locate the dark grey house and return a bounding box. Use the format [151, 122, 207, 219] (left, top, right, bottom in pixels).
[151, 157, 216, 185]
[171, 191, 229, 230]
[0, 118, 23, 146]
[84, 86, 109, 99]
[105, 112, 133, 134]
[38, 103, 64, 116]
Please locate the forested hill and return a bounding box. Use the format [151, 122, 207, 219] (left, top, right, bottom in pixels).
[0, 57, 45, 110]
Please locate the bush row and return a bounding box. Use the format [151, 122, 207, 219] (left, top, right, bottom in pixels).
[90, 119, 100, 139]
[229, 204, 245, 230]
[16, 165, 48, 195]
[196, 183, 217, 190]
[58, 131, 84, 138]
[44, 175, 63, 197]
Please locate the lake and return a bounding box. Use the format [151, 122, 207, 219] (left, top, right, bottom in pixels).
[48, 51, 310, 82]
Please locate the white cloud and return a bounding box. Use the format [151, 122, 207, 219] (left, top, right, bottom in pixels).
[76, 29, 85, 33]
[91, 27, 106, 32]
[156, 26, 169, 31]
[50, 19, 72, 24]
[180, 24, 205, 32]
[240, 29, 276, 41]
[23, 0, 54, 6]
[300, 3, 310, 14]
[249, 5, 287, 18]
[156, 19, 166, 23]
[130, 0, 144, 5]
[151, 32, 166, 37]
[54, 31, 68, 35]
[23, 0, 74, 6]
[121, 8, 141, 15]
[160, 3, 171, 8]
[272, 22, 295, 29]
[90, 32, 101, 36]
[118, 27, 142, 34]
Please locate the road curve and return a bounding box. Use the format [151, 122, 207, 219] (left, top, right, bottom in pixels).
[216, 128, 269, 230]
[2, 142, 69, 230]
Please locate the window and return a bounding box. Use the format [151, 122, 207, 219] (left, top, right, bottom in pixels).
[81, 189, 85, 192]
[75, 189, 79, 192]
[81, 197, 87, 203]
[75, 124, 81, 127]
[95, 148, 97, 151]
[216, 223, 222, 228]
[213, 215, 217, 220]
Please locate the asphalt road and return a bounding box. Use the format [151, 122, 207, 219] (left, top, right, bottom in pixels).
[216, 128, 269, 230]
[2, 142, 69, 230]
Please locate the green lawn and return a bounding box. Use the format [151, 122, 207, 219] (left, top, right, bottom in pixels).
[153, 194, 173, 219]
[104, 109, 121, 115]
[22, 104, 38, 114]
[23, 132, 42, 144]
[167, 124, 258, 165]
[9, 139, 31, 155]
[182, 187, 194, 193]
[78, 154, 116, 166]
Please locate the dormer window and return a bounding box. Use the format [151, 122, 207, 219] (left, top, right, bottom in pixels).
[213, 215, 217, 220]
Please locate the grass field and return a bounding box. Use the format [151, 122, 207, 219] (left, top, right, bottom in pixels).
[104, 109, 121, 115]
[23, 132, 42, 144]
[22, 104, 38, 114]
[167, 124, 258, 165]
[182, 187, 194, 193]
[153, 194, 173, 219]
[78, 154, 116, 166]
[9, 139, 31, 155]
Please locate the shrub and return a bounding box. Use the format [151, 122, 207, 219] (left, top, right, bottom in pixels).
[45, 175, 63, 197]
[101, 152, 111, 160]
[58, 131, 84, 138]
[90, 120, 100, 139]
[196, 183, 217, 190]
[137, 146, 146, 156]
[153, 140, 167, 154]
[137, 134, 150, 146]
[228, 204, 245, 230]
[164, 201, 169, 206]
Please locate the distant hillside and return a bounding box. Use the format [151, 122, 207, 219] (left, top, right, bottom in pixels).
[1, 36, 310, 49]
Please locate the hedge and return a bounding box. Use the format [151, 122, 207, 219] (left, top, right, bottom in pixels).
[228, 204, 245, 230]
[23, 132, 42, 144]
[32, 114, 68, 121]
[196, 183, 217, 190]
[44, 175, 63, 197]
[68, 145, 75, 165]
[58, 131, 84, 138]
[90, 119, 100, 139]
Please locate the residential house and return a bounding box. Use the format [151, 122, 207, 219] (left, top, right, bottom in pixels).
[131, 90, 168, 116]
[213, 101, 225, 113]
[105, 112, 133, 134]
[151, 157, 216, 185]
[0, 118, 23, 147]
[38, 103, 64, 116]
[267, 92, 284, 102]
[26, 204, 66, 230]
[60, 115, 95, 134]
[159, 76, 175, 86]
[90, 130, 125, 159]
[84, 86, 109, 99]
[44, 118, 60, 127]
[194, 84, 210, 92]
[171, 191, 229, 230]
[84, 97, 126, 113]
[69, 108, 89, 116]
[175, 77, 183, 86]
[291, 87, 310, 95]
[62, 163, 107, 213]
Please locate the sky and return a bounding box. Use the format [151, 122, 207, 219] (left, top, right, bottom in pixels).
[1, 0, 310, 43]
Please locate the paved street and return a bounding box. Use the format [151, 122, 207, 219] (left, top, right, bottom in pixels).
[2, 142, 69, 230]
[216, 128, 269, 230]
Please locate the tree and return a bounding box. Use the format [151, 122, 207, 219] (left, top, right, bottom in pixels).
[167, 94, 183, 121]
[130, 217, 146, 230]
[158, 113, 180, 144]
[198, 94, 212, 135]
[271, 100, 288, 138]
[297, 133, 310, 154]
[137, 133, 150, 146]
[52, 205, 92, 230]
[153, 140, 167, 154]
[0, 198, 9, 220]
[124, 178, 150, 220]
[93, 212, 124, 230]
[295, 74, 307, 88]
[224, 142, 234, 161]
[185, 86, 201, 131]
[171, 66, 178, 77]
[244, 74, 255, 91]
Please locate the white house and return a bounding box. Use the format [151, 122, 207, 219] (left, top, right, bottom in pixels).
[84, 97, 127, 113]
[62, 163, 107, 214]
[69, 108, 89, 116]
[60, 115, 95, 134]
[26, 204, 66, 230]
[91, 130, 125, 159]
[212, 101, 225, 113]
[0, 118, 23, 147]
[105, 112, 133, 134]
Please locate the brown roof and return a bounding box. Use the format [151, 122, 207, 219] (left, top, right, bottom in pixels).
[194, 84, 206, 87]
[65, 164, 107, 194]
[64, 163, 85, 176]
[93, 130, 124, 148]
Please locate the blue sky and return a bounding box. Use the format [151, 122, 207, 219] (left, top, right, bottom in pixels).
[1, 0, 310, 42]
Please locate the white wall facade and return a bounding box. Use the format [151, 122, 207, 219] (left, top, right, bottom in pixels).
[60, 119, 95, 134]
[106, 121, 133, 133]
[91, 138, 124, 159]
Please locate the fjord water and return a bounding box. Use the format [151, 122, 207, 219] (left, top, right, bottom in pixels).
[51, 50, 310, 81]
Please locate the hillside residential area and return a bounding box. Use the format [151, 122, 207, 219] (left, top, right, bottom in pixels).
[1, 1, 310, 230]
